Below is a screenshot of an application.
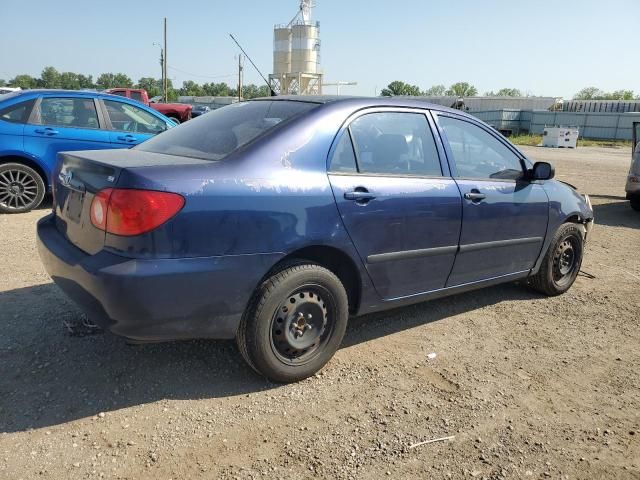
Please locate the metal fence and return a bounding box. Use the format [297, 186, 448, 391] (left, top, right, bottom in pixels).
[472, 109, 640, 140]
[562, 100, 640, 113]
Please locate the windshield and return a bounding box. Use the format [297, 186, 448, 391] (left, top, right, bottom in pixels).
[136, 100, 319, 161]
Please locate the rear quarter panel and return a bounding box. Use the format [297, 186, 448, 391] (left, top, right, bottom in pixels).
[106, 103, 361, 259]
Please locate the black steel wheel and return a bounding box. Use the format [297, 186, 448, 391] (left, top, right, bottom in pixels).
[552, 237, 579, 288]
[270, 286, 333, 366]
[0, 163, 46, 214]
[237, 262, 349, 383]
[529, 223, 584, 296]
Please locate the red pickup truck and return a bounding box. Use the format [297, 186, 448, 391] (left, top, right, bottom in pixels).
[106, 88, 192, 124]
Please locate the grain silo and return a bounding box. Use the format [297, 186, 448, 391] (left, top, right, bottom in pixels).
[273, 27, 292, 76]
[269, 0, 323, 95]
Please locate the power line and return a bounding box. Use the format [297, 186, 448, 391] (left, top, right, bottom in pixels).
[166, 65, 236, 80]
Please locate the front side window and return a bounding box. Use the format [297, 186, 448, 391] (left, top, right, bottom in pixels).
[348, 112, 442, 176]
[104, 100, 167, 134]
[39, 97, 99, 129]
[137, 100, 318, 161]
[438, 116, 524, 180]
[131, 91, 144, 102]
[0, 99, 35, 124]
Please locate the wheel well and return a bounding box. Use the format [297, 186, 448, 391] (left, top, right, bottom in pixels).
[0, 156, 49, 187]
[565, 214, 586, 225]
[269, 246, 362, 314]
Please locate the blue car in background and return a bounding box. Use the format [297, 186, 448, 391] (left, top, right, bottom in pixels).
[37, 96, 594, 382]
[0, 89, 175, 213]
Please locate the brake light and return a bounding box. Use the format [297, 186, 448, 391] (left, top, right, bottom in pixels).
[90, 188, 184, 236]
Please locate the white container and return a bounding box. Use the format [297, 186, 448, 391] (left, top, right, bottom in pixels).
[542, 126, 579, 148]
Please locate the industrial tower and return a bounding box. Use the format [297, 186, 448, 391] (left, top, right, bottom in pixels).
[270, 0, 323, 95]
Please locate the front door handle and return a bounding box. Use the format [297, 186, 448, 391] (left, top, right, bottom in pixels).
[117, 134, 137, 143]
[463, 191, 487, 202]
[344, 190, 376, 202]
[35, 127, 59, 136]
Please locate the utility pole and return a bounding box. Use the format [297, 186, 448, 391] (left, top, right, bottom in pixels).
[237, 54, 243, 102]
[163, 17, 168, 102]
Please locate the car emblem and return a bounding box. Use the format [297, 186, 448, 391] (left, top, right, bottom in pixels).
[59, 171, 73, 187]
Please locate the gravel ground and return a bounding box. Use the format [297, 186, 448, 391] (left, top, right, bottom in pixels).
[1, 146, 639, 479]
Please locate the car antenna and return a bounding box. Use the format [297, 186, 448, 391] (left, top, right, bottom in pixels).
[229, 34, 277, 97]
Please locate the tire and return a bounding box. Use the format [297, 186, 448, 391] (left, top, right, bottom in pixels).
[630, 197, 640, 212]
[237, 263, 349, 383]
[169, 117, 181, 124]
[0, 163, 46, 214]
[529, 223, 584, 296]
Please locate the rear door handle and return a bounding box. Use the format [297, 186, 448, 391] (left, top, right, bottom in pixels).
[344, 190, 376, 202]
[117, 134, 137, 143]
[35, 127, 59, 136]
[463, 191, 487, 202]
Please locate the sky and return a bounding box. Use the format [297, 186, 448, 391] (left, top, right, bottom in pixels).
[1, 0, 638, 98]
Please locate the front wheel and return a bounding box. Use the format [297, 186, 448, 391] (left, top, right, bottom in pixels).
[528, 223, 584, 296]
[237, 263, 349, 383]
[0, 163, 46, 214]
[630, 197, 640, 212]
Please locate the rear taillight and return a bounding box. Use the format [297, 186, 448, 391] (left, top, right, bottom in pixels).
[90, 188, 184, 236]
[90, 189, 112, 230]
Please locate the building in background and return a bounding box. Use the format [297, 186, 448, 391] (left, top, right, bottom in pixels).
[269, 1, 323, 95]
[406, 96, 561, 112]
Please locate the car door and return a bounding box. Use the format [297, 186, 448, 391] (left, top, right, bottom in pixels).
[0, 98, 35, 152]
[23, 96, 112, 174]
[434, 113, 549, 286]
[101, 99, 168, 146]
[328, 109, 462, 300]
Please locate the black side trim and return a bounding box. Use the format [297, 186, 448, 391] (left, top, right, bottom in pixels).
[459, 236, 543, 253]
[367, 245, 458, 264]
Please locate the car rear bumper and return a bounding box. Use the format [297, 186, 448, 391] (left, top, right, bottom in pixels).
[625, 176, 640, 197]
[37, 214, 282, 341]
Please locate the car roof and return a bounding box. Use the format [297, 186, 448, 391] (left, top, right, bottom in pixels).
[251, 95, 471, 118]
[7, 89, 140, 101]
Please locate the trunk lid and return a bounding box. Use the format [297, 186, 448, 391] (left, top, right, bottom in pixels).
[53, 151, 123, 255]
[53, 149, 213, 255]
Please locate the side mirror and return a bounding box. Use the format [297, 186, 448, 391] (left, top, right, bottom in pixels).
[531, 161, 555, 181]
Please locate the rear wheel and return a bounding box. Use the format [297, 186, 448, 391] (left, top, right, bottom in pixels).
[237, 263, 349, 383]
[529, 223, 584, 296]
[630, 197, 640, 212]
[0, 163, 46, 214]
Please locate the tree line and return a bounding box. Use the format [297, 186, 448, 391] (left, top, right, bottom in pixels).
[2, 68, 638, 101]
[381, 80, 640, 100]
[0, 67, 270, 100]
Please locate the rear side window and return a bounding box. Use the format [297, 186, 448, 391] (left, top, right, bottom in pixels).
[136, 100, 318, 161]
[0, 99, 35, 124]
[39, 98, 99, 129]
[330, 132, 358, 173]
[349, 112, 442, 176]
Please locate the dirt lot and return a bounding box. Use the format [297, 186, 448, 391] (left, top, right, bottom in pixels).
[1, 146, 639, 480]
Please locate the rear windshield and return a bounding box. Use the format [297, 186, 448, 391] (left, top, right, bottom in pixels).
[136, 100, 319, 161]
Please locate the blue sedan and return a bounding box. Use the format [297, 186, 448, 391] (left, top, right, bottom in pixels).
[37, 96, 594, 382]
[0, 89, 176, 213]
